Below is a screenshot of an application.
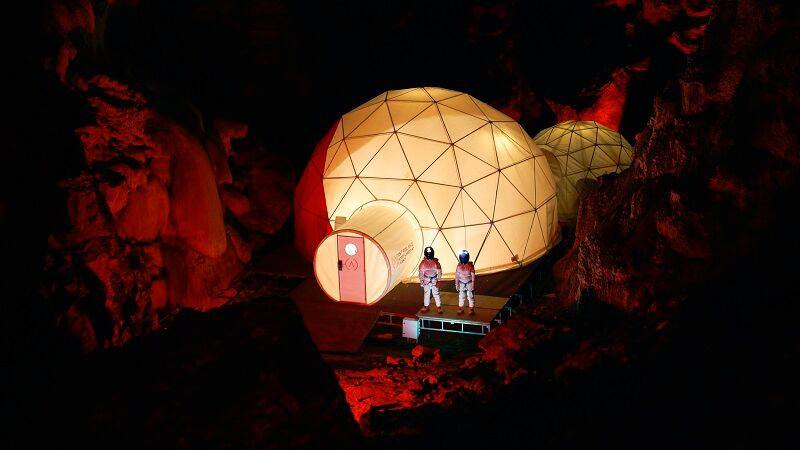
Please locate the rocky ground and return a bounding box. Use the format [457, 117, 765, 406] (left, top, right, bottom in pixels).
[6, 294, 362, 450]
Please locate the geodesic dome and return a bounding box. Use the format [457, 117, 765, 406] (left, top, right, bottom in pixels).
[295, 87, 559, 304]
[533, 120, 633, 220]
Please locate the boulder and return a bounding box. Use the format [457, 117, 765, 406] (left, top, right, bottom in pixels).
[116, 178, 169, 242]
[164, 124, 228, 258]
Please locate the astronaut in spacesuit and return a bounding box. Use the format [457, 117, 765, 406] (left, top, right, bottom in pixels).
[418, 246, 442, 314]
[455, 249, 476, 315]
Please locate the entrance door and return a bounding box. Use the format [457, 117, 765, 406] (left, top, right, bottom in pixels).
[337, 235, 366, 303]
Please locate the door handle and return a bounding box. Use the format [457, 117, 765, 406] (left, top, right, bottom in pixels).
[338, 260, 343, 271]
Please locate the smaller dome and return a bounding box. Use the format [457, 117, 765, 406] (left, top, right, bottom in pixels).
[533, 120, 633, 219]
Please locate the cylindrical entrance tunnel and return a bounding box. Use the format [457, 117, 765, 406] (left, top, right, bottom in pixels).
[313, 200, 423, 305]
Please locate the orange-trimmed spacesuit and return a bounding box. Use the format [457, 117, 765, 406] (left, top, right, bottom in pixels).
[455, 249, 476, 314]
[418, 247, 442, 310]
[455, 261, 476, 309]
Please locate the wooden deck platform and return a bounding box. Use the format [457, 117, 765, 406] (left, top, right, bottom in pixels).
[277, 239, 543, 352]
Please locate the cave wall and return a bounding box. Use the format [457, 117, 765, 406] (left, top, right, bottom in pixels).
[554, 0, 800, 315]
[19, 0, 293, 351]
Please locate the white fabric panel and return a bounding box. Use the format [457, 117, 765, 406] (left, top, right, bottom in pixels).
[342, 103, 381, 136]
[399, 106, 449, 142]
[391, 88, 432, 102]
[454, 147, 496, 185]
[330, 178, 374, 220]
[363, 238, 389, 301]
[325, 141, 342, 172]
[387, 101, 431, 129]
[456, 124, 498, 167]
[398, 182, 438, 228]
[418, 147, 460, 186]
[361, 135, 413, 179]
[417, 182, 460, 226]
[440, 94, 489, 120]
[323, 178, 354, 214]
[463, 172, 498, 219]
[346, 134, 393, 174]
[438, 104, 486, 141]
[494, 125, 531, 168]
[423, 87, 462, 101]
[442, 191, 465, 228]
[495, 212, 535, 260]
[324, 143, 355, 177]
[350, 103, 393, 137]
[502, 159, 537, 207]
[494, 174, 532, 220]
[430, 231, 457, 275]
[476, 225, 514, 270]
[361, 178, 413, 201]
[397, 134, 450, 177]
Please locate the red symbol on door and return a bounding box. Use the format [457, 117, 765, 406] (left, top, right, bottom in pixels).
[337, 235, 366, 303]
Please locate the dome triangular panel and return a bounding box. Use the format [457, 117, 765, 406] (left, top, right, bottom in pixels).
[324, 144, 356, 177]
[464, 223, 491, 257]
[397, 134, 450, 178]
[360, 134, 413, 179]
[324, 141, 343, 174]
[454, 147, 497, 185]
[441, 227, 466, 256]
[501, 159, 537, 207]
[493, 124, 531, 168]
[417, 182, 460, 226]
[442, 191, 465, 229]
[330, 178, 374, 220]
[398, 106, 449, 142]
[398, 182, 437, 228]
[391, 88, 432, 102]
[462, 190, 491, 225]
[342, 102, 381, 136]
[350, 103, 393, 137]
[346, 134, 393, 174]
[440, 95, 489, 120]
[323, 177, 355, 214]
[494, 173, 533, 220]
[423, 87, 462, 101]
[463, 171, 499, 220]
[476, 225, 513, 268]
[418, 147, 460, 186]
[495, 211, 535, 260]
[456, 124, 498, 168]
[387, 101, 432, 130]
[360, 178, 413, 201]
[438, 104, 487, 142]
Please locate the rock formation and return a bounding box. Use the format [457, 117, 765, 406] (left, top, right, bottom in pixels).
[33, 1, 294, 351]
[555, 0, 800, 315]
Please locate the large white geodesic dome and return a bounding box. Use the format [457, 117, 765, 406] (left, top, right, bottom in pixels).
[533, 120, 633, 219]
[318, 87, 559, 286]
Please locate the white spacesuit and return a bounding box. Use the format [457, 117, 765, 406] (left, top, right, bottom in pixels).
[455, 250, 476, 315]
[418, 246, 442, 314]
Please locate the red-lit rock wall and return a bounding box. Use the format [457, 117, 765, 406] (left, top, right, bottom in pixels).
[554, 0, 800, 315]
[37, 1, 292, 351]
